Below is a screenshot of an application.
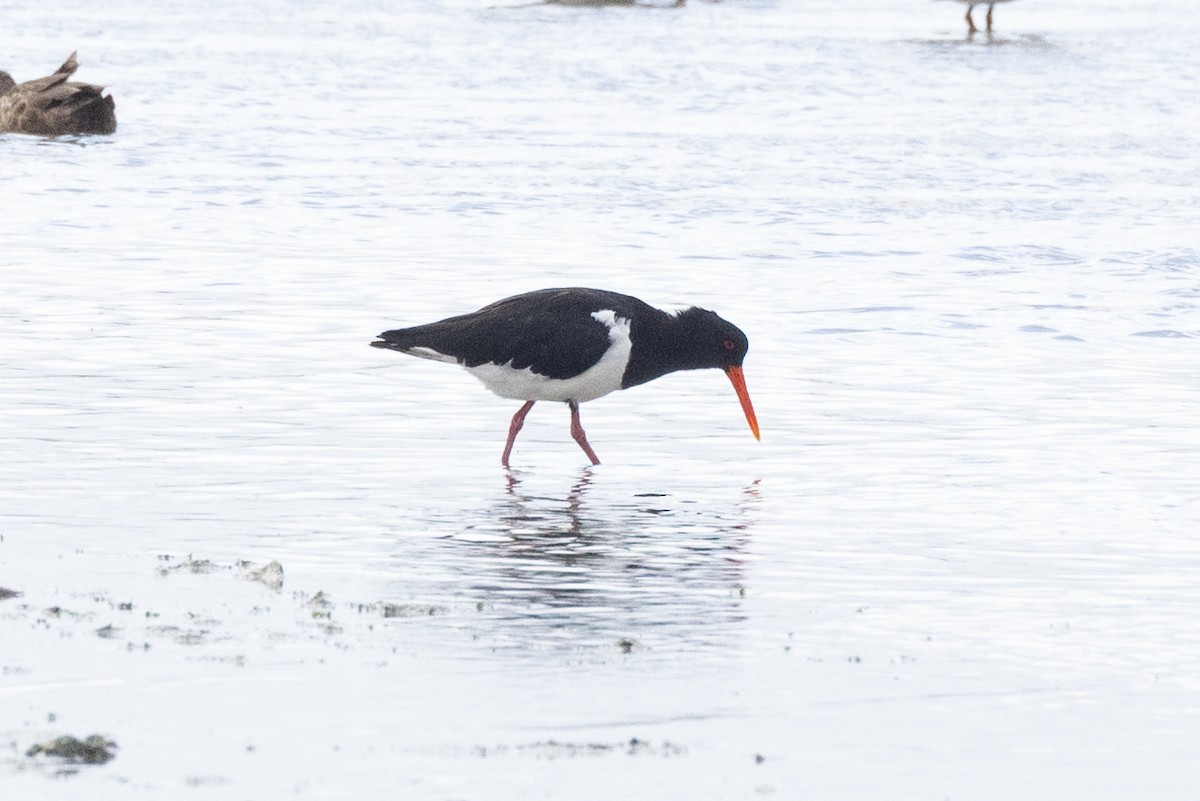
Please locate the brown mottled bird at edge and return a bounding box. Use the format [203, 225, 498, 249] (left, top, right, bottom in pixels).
[0, 52, 116, 137]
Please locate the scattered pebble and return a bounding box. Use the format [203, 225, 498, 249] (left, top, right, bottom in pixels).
[474, 738, 684, 759]
[246, 560, 285, 590]
[306, 590, 333, 609]
[380, 603, 445, 618]
[158, 555, 224, 576]
[26, 734, 118, 765]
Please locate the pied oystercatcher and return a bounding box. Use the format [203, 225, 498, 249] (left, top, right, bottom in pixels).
[370, 287, 760, 466]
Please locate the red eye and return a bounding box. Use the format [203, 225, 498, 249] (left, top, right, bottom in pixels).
[723, 340, 735, 350]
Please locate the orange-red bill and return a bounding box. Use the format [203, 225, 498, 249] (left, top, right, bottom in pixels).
[724, 366, 761, 441]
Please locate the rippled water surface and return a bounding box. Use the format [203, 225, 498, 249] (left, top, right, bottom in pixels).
[3, 0, 1198, 798]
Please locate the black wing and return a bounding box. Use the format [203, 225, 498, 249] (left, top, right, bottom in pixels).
[373, 288, 658, 381]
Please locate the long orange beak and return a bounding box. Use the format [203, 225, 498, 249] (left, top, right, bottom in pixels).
[724, 366, 761, 441]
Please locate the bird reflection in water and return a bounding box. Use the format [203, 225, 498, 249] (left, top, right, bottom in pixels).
[441, 470, 761, 655]
[498, 0, 687, 8]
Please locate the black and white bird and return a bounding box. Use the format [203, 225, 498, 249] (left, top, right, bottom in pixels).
[370, 287, 760, 467]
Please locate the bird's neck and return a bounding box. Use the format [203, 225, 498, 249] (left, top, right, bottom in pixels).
[621, 309, 706, 389]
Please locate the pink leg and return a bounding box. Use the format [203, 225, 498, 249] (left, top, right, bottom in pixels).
[966, 5, 978, 34]
[986, 3, 994, 32]
[568, 401, 601, 466]
[502, 401, 535, 467]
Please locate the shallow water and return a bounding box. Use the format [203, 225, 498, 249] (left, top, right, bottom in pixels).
[3, 0, 1199, 798]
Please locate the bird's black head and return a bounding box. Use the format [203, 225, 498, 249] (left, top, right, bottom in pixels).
[674, 306, 750, 371]
[620, 302, 759, 440]
[670, 306, 759, 441]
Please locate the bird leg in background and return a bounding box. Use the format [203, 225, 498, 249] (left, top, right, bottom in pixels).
[502, 400, 536, 467]
[567, 401, 601, 466]
[986, 3, 994, 31]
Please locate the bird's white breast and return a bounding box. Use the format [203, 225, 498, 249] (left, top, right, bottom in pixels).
[466, 309, 632, 403]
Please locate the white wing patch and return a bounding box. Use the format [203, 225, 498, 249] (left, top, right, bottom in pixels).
[402, 346, 461, 365]
[466, 309, 633, 403]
